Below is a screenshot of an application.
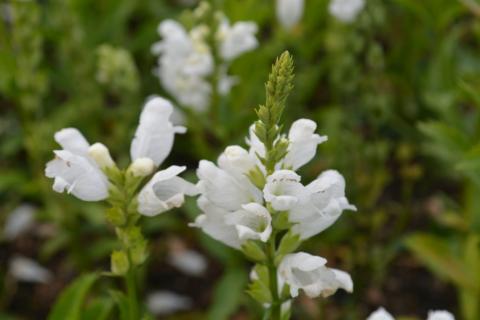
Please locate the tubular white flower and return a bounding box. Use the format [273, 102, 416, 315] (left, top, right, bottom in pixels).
[147, 291, 192, 316]
[217, 18, 258, 61]
[197, 160, 262, 212]
[88, 142, 115, 169]
[329, 0, 365, 23]
[276, 0, 304, 30]
[427, 311, 455, 320]
[263, 170, 304, 211]
[367, 308, 395, 320]
[190, 196, 242, 248]
[138, 165, 198, 216]
[130, 97, 186, 167]
[9, 255, 53, 284]
[4, 204, 36, 241]
[45, 128, 109, 202]
[217, 145, 258, 178]
[246, 124, 266, 158]
[225, 203, 272, 242]
[290, 170, 356, 239]
[283, 119, 328, 170]
[278, 252, 353, 298]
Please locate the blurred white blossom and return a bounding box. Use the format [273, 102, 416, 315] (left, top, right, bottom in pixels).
[147, 291, 192, 315]
[329, 0, 365, 23]
[278, 252, 353, 298]
[276, 0, 304, 30]
[367, 308, 395, 320]
[168, 249, 207, 276]
[9, 255, 52, 284]
[4, 204, 36, 240]
[427, 311, 455, 320]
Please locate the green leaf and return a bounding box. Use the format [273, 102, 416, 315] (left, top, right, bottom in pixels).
[404, 233, 476, 291]
[82, 297, 114, 320]
[207, 267, 247, 320]
[241, 240, 267, 262]
[247, 264, 271, 304]
[109, 290, 130, 320]
[48, 273, 99, 320]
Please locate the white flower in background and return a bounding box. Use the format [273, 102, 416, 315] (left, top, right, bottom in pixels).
[152, 11, 258, 112]
[168, 249, 207, 276]
[147, 291, 192, 315]
[276, 0, 304, 30]
[9, 255, 53, 284]
[427, 311, 455, 320]
[278, 252, 353, 298]
[367, 308, 395, 320]
[217, 18, 258, 61]
[4, 204, 36, 240]
[329, 0, 365, 23]
[45, 128, 110, 201]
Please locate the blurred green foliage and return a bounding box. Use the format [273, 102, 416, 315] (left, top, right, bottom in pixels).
[1, 0, 480, 319]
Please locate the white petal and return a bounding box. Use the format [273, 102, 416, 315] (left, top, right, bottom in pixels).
[4, 204, 36, 240]
[147, 291, 192, 315]
[168, 249, 207, 277]
[197, 160, 262, 211]
[276, 0, 304, 29]
[138, 165, 196, 216]
[224, 203, 272, 243]
[427, 310, 455, 320]
[367, 308, 395, 320]
[246, 124, 266, 158]
[9, 255, 52, 284]
[329, 0, 365, 23]
[218, 145, 257, 177]
[283, 119, 327, 170]
[54, 128, 90, 155]
[45, 150, 109, 201]
[217, 19, 258, 61]
[130, 97, 183, 166]
[263, 170, 303, 211]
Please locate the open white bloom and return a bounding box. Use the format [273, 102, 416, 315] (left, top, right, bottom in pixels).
[217, 18, 258, 61]
[138, 166, 197, 216]
[278, 252, 353, 298]
[130, 97, 186, 166]
[367, 308, 395, 320]
[427, 311, 455, 320]
[45, 128, 109, 201]
[225, 203, 272, 242]
[147, 291, 192, 316]
[263, 170, 303, 211]
[9, 255, 53, 284]
[329, 0, 365, 23]
[152, 13, 258, 112]
[283, 119, 328, 170]
[4, 204, 36, 240]
[276, 0, 304, 30]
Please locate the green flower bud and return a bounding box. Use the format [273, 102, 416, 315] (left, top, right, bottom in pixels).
[111, 250, 129, 275]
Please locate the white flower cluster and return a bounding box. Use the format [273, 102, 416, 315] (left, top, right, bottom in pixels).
[329, 0, 365, 23]
[368, 308, 455, 320]
[192, 118, 356, 298]
[152, 15, 258, 112]
[45, 97, 197, 216]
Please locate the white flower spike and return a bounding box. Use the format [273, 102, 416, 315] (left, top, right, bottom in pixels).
[278, 252, 353, 298]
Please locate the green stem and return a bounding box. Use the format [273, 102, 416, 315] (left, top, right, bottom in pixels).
[125, 267, 139, 320]
[267, 232, 281, 320]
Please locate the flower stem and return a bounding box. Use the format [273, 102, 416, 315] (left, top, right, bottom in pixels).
[125, 267, 139, 320]
[267, 232, 282, 320]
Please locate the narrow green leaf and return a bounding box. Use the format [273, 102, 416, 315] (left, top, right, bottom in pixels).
[207, 267, 247, 320]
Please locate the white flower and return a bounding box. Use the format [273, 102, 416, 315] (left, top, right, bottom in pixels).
[9, 255, 53, 284]
[329, 0, 365, 23]
[283, 119, 327, 170]
[427, 311, 455, 320]
[276, 0, 304, 30]
[278, 252, 353, 298]
[130, 97, 186, 166]
[217, 18, 258, 61]
[147, 291, 192, 315]
[197, 160, 262, 212]
[45, 128, 109, 201]
[290, 170, 356, 239]
[168, 249, 207, 276]
[137, 166, 198, 216]
[367, 308, 395, 320]
[4, 204, 36, 240]
[263, 170, 304, 211]
[225, 203, 272, 242]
